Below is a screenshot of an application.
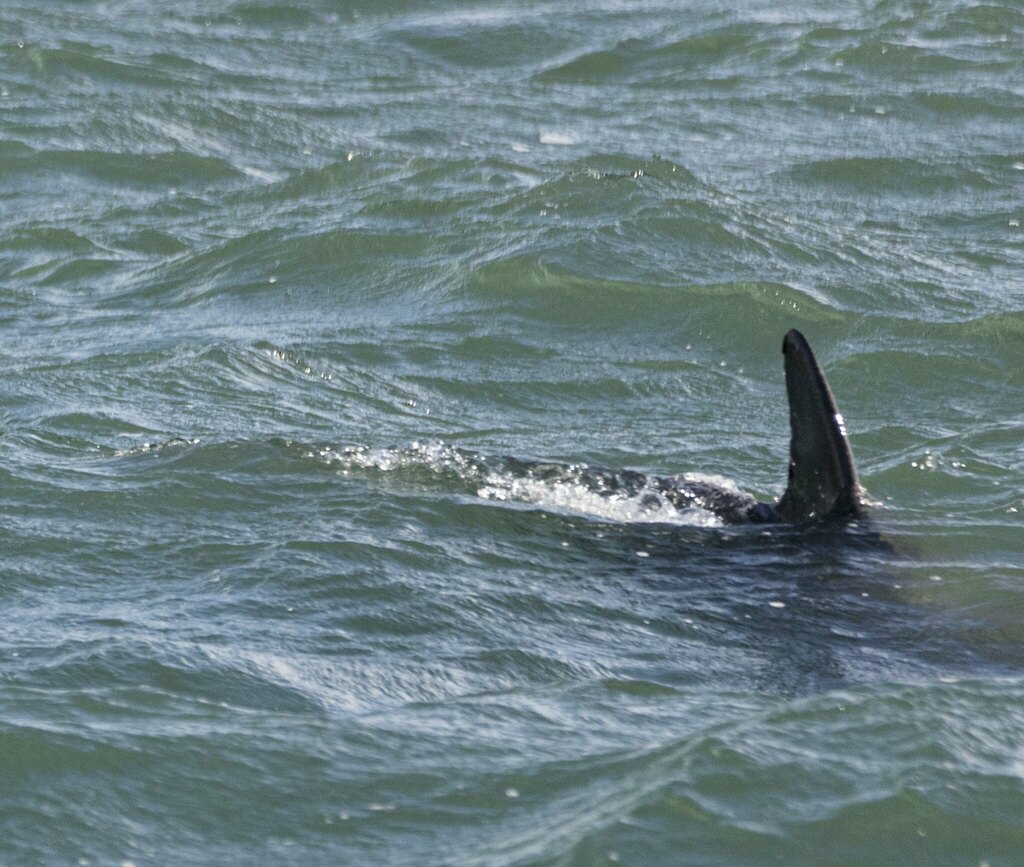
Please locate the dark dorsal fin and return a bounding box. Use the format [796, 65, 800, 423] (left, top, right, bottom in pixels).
[775, 329, 864, 522]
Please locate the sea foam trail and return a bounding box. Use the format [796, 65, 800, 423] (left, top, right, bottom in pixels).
[308, 440, 726, 527]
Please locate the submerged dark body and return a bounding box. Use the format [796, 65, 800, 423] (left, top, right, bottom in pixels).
[655, 329, 866, 524]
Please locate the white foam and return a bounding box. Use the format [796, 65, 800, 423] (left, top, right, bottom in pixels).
[317, 442, 723, 527]
[477, 472, 721, 527]
[676, 472, 742, 493]
[538, 130, 576, 146]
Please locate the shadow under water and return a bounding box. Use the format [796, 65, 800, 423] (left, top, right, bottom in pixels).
[291, 438, 1021, 698]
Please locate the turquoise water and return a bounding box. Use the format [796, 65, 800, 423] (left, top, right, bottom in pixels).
[2, 1, 1024, 864]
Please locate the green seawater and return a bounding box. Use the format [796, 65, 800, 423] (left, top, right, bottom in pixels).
[2, 1, 1023, 864]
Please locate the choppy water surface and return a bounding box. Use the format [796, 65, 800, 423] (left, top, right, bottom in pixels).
[2, 1, 1024, 864]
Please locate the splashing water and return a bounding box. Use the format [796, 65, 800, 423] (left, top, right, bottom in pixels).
[310, 440, 725, 527]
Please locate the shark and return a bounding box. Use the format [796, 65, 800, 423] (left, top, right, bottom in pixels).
[313, 329, 868, 527]
[648, 328, 868, 524]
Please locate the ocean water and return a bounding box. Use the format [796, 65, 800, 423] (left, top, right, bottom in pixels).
[2, 1, 1023, 864]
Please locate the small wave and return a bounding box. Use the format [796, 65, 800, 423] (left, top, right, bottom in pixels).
[224, 3, 317, 28]
[787, 156, 993, 194]
[113, 436, 200, 457]
[534, 24, 767, 85]
[1, 146, 241, 188]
